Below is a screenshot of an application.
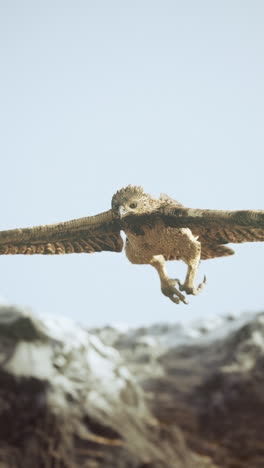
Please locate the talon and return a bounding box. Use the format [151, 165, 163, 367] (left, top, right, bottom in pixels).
[179, 274, 207, 296]
[161, 278, 188, 304]
[170, 296, 180, 304]
[180, 296, 188, 305]
[177, 280, 184, 291]
[197, 274, 206, 293]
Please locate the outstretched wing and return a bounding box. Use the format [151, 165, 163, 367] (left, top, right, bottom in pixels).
[160, 205, 264, 259]
[0, 210, 123, 255]
[199, 244, 235, 260]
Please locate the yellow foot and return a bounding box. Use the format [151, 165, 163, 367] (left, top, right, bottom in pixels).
[178, 275, 206, 295]
[161, 279, 188, 304]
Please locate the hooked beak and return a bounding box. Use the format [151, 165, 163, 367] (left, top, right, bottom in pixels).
[118, 206, 129, 218]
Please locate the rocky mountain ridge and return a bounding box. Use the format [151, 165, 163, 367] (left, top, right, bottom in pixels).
[0, 306, 263, 467]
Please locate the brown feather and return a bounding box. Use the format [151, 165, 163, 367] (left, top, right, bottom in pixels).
[158, 206, 264, 239]
[0, 210, 123, 255]
[200, 244, 234, 260]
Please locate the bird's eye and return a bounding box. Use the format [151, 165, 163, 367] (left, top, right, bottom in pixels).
[129, 202, 137, 209]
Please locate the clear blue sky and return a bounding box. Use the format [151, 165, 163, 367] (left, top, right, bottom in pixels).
[0, 1, 263, 326]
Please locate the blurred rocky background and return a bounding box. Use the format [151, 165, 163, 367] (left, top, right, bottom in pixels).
[0, 305, 263, 467]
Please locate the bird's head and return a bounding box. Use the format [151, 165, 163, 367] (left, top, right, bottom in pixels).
[111, 185, 155, 218]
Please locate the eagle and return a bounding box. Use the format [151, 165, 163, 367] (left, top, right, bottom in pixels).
[0, 185, 264, 304]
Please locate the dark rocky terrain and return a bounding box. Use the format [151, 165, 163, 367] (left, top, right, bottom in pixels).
[0, 305, 263, 467]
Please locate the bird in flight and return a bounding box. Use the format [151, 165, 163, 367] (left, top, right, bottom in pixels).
[0, 185, 263, 304]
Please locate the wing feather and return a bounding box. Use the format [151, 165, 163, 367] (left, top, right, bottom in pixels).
[160, 206, 264, 243]
[0, 210, 123, 255]
[200, 244, 235, 260]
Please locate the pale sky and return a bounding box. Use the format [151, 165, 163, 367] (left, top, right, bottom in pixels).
[0, 1, 263, 326]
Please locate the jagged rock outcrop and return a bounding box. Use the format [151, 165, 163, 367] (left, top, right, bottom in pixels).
[0, 306, 210, 468]
[95, 312, 264, 468]
[0, 306, 263, 467]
